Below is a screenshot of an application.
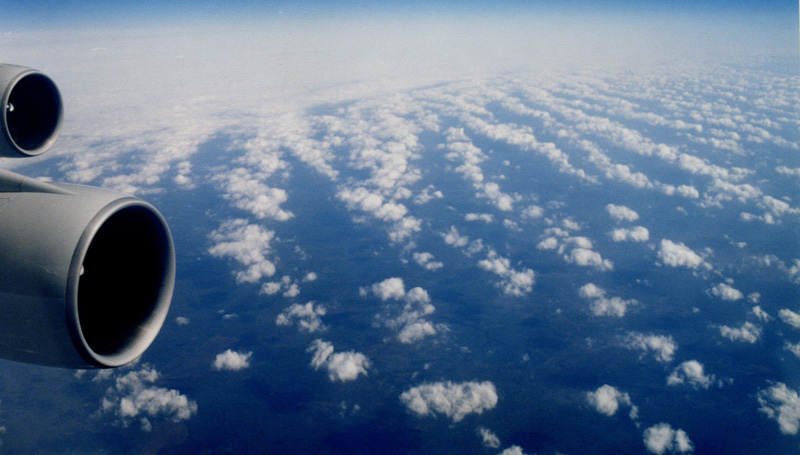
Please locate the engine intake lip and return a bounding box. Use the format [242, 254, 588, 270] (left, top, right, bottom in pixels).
[2, 70, 62, 156]
[66, 198, 175, 368]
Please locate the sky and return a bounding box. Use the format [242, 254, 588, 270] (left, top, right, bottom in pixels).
[0, 1, 799, 454]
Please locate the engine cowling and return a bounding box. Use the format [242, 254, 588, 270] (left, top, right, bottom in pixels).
[0, 65, 175, 368]
[0, 64, 62, 158]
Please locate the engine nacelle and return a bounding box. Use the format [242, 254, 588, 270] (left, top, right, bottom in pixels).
[0, 65, 175, 368]
[1, 64, 62, 157]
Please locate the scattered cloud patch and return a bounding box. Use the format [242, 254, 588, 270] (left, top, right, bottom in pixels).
[587, 384, 639, 420]
[400, 381, 498, 422]
[477, 427, 501, 449]
[757, 382, 800, 435]
[657, 240, 706, 270]
[478, 249, 536, 296]
[413, 252, 444, 270]
[368, 278, 444, 343]
[96, 365, 198, 431]
[208, 219, 277, 284]
[667, 360, 716, 389]
[643, 423, 694, 454]
[607, 204, 639, 222]
[308, 340, 370, 382]
[611, 226, 649, 242]
[779, 309, 800, 329]
[711, 283, 743, 301]
[276, 302, 327, 333]
[623, 332, 677, 363]
[718, 322, 761, 343]
[213, 349, 253, 371]
[579, 283, 638, 317]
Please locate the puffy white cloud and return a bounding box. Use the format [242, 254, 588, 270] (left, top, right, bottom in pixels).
[303, 272, 318, 282]
[498, 446, 528, 455]
[443, 226, 469, 247]
[261, 275, 302, 298]
[478, 249, 536, 296]
[213, 349, 253, 371]
[371, 277, 407, 301]
[566, 248, 614, 271]
[606, 204, 639, 222]
[537, 237, 559, 250]
[657, 240, 705, 269]
[400, 381, 498, 422]
[711, 283, 743, 301]
[466, 213, 494, 223]
[477, 427, 501, 449]
[369, 278, 443, 343]
[586, 385, 638, 420]
[175, 316, 190, 325]
[208, 219, 277, 284]
[276, 302, 327, 333]
[779, 309, 800, 329]
[579, 284, 638, 317]
[414, 185, 443, 204]
[96, 365, 198, 431]
[623, 332, 677, 363]
[611, 226, 650, 242]
[757, 382, 800, 435]
[667, 360, 715, 389]
[308, 340, 370, 382]
[643, 423, 694, 454]
[413, 252, 444, 270]
[784, 342, 800, 359]
[750, 305, 771, 322]
[213, 167, 293, 221]
[718, 322, 761, 343]
[521, 205, 544, 219]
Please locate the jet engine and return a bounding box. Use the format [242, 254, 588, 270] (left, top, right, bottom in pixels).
[0, 64, 175, 368]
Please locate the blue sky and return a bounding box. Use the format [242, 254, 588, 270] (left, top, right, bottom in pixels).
[2, 0, 796, 29]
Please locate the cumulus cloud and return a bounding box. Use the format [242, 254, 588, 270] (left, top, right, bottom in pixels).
[371, 277, 407, 301]
[607, 204, 639, 222]
[478, 249, 536, 296]
[414, 185, 443, 204]
[611, 226, 650, 242]
[784, 342, 800, 359]
[213, 349, 253, 371]
[413, 252, 444, 270]
[308, 340, 370, 382]
[587, 385, 639, 420]
[261, 275, 301, 297]
[643, 423, 694, 454]
[477, 427, 501, 449]
[443, 225, 469, 247]
[623, 332, 677, 363]
[657, 240, 706, 269]
[566, 248, 614, 271]
[498, 446, 528, 455]
[96, 365, 198, 431]
[276, 302, 327, 333]
[400, 381, 498, 422]
[579, 283, 638, 317]
[213, 167, 293, 221]
[757, 382, 800, 435]
[711, 283, 743, 301]
[667, 360, 716, 389]
[718, 322, 761, 343]
[779, 309, 800, 329]
[208, 219, 277, 284]
[368, 278, 444, 343]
